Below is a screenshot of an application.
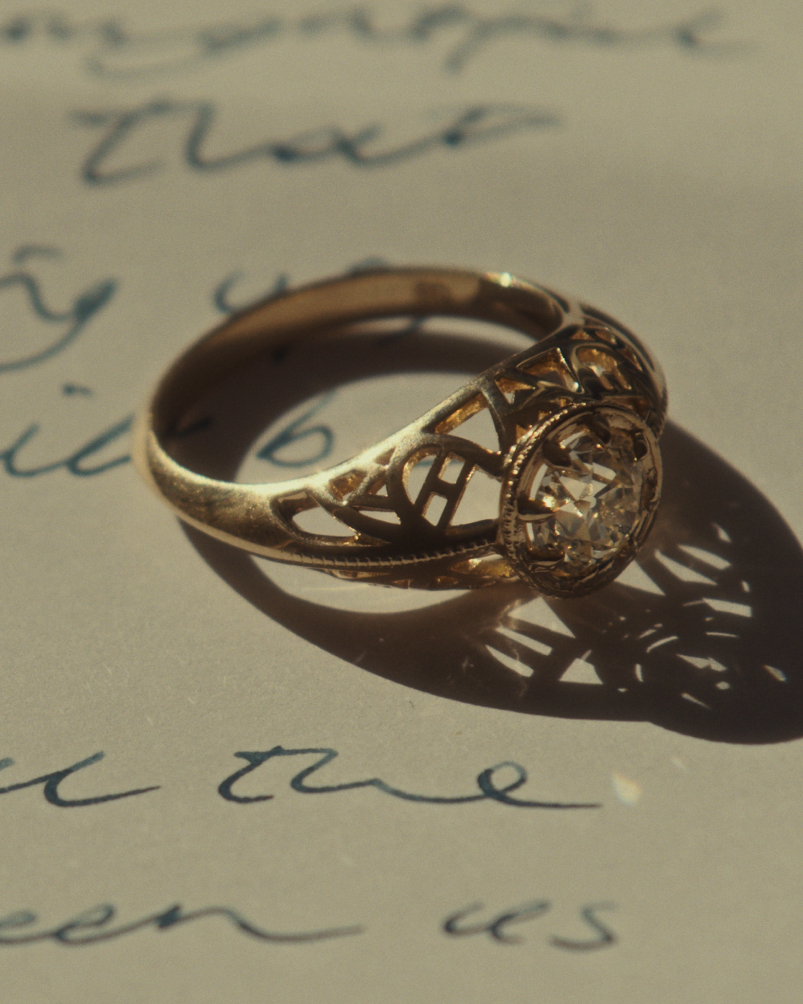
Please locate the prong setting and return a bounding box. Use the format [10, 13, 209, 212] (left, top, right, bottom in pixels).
[499, 404, 662, 597]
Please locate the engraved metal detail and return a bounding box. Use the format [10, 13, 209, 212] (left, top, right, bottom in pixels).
[265, 317, 664, 590]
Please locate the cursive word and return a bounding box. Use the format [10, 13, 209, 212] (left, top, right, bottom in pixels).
[0, 5, 734, 78]
[0, 415, 132, 478]
[213, 269, 289, 315]
[213, 256, 426, 341]
[256, 392, 336, 469]
[444, 899, 617, 949]
[212, 256, 396, 314]
[73, 99, 559, 185]
[0, 751, 158, 807]
[0, 901, 362, 946]
[217, 745, 601, 809]
[0, 246, 117, 375]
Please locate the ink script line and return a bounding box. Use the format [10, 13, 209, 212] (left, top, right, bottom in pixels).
[0, 4, 736, 79]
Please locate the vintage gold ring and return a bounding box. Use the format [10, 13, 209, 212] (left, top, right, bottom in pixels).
[134, 267, 666, 598]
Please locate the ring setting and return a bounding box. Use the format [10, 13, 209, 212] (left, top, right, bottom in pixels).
[135, 268, 666, 598]
[500, 403, 661, 597]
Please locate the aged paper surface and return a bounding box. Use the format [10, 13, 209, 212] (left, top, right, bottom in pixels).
[1, 1, 802, 1001]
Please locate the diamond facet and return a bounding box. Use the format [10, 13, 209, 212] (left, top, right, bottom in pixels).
[500, 404, 662, 596]
[526, 415, 649, 577]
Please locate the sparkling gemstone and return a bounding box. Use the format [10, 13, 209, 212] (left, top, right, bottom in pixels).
[527, 419, 647, 576]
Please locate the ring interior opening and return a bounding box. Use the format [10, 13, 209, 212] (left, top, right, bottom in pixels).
[162, 316, 535, 485]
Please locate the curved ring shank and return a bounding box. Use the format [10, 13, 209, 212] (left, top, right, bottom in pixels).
[135, 268, 666, 589]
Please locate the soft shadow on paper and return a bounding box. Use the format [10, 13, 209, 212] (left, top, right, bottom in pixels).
[170, 324, 803, 744]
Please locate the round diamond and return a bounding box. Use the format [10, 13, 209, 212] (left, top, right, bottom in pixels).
[527, 418, 648, 576]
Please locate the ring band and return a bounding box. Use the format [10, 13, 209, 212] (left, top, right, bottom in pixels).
[134, 268, 666, 598]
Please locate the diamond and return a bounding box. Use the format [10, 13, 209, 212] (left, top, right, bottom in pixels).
[500, 405, 661, 596]
[526, 416, 649, 577]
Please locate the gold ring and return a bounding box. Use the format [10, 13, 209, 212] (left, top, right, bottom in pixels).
[134, 267, 666, 598]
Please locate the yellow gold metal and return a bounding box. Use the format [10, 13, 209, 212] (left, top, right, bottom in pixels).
[134, 267, 667, 596]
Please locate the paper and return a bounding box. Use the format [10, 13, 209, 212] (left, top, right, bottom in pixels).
[2, 2, 802, 1001]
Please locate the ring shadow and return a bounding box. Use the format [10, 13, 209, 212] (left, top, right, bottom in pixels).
[170, 323, 803, 745]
